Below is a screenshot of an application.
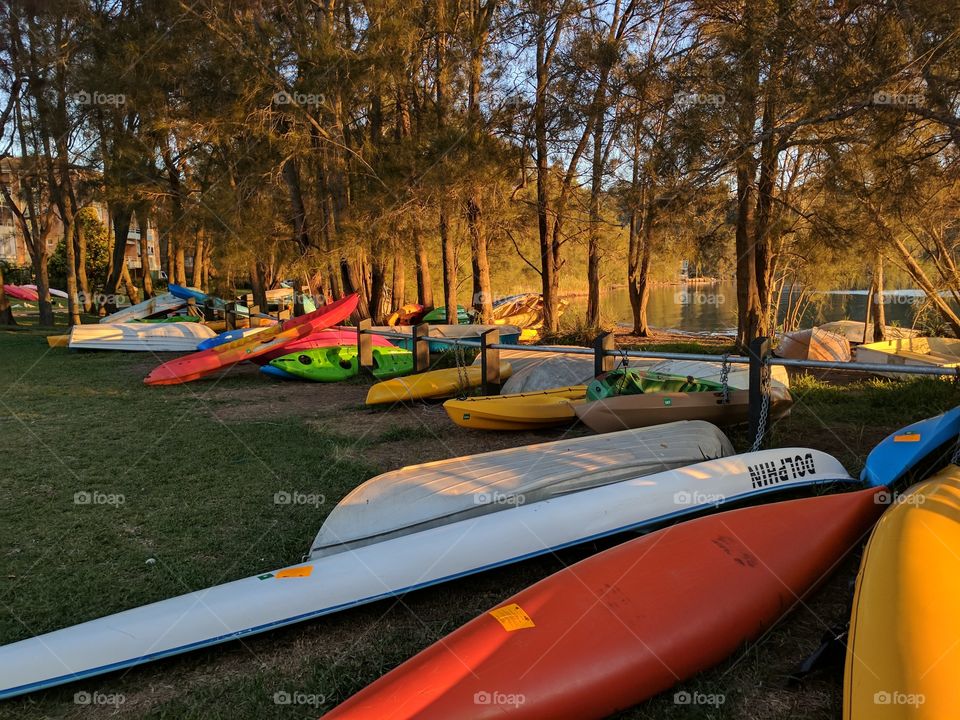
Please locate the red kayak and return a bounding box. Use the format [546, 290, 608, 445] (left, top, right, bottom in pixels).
[322, 486, 884, 720]
[145, 294, 359, 385]
[3, 284, 39, 302]
[251, 326, 394, 365]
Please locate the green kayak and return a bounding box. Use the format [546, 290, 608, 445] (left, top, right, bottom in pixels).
[422, 305, 471, 324]
[135, 314, 199, 323]
[269, 346, 414, 382]
[586, 369, 726, 401]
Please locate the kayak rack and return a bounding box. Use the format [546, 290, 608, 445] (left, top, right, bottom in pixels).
[356, 322, 960, 447]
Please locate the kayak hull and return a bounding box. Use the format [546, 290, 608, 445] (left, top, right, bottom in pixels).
[844, 465, 960, 719]
[270, 346, 413, 382]
[0, 448, 853, 700]
[574, 389, 793, 432]
[144, 295, 358, 385]
[366, 362, 513, 404]
[323, 487, 884, 720]
[442, 386, 585, 430]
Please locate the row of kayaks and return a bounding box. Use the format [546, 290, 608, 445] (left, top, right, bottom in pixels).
[3, 409, 960, 718]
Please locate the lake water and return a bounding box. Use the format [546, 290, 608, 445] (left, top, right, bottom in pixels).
[563, 281, 923, 334]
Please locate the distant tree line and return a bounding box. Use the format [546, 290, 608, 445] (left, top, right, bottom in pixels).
[0, 0, 957, 346]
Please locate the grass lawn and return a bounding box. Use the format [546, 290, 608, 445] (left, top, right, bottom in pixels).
[1, 324, 958, 719]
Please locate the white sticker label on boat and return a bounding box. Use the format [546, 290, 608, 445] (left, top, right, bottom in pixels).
[489, 604, 535, 632]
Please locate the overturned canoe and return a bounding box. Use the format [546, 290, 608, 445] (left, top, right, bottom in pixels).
[443, 386, 585, 430]
[844, 464, 960, 719]
[574, 389, 793, 433]
[365, 362, 513, 404]
[99, 292, 187, 323]
[67, 322, 216, 352]
[0, 446, 855, 700]
[310, 420, 734, 557]
[323, 487, 885, 720]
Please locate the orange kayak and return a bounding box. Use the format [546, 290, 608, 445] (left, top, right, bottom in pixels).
[322, 486, 883, 720]
[144, 294, 358, 385]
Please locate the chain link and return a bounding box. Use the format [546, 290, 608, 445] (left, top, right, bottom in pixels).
[750, 358, 772, 452]
[719, 353, 730, 404]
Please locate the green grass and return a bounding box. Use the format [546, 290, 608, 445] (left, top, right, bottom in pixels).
[1, 327, 958, 718]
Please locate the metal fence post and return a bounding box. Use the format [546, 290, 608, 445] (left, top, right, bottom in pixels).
[412, 323, 431, 373]
[358, 318, 373, 375]
[481, 328, 501, 395]
[594, 332, 616, 376]
[748, 336, 771, 446]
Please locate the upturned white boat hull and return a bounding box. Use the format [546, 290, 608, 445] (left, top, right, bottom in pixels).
[0, 448, 853, 700]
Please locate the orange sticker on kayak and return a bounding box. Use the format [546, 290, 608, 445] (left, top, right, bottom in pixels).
[489, 604, 535, 632]
[275, 566, 313, 579]
[894, 433, 921, 443]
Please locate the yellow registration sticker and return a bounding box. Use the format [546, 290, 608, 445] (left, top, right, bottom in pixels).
[275, 566, 314, 579]
[894, 433, 921, 443]
[489, 603, 535, 632]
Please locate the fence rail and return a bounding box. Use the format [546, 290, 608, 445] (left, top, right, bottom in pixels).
[355, 323, 959, 447]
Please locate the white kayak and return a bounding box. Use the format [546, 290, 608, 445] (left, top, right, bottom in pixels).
[311, 421, 734, 556]
[98, 292, 188, 323]
[68, 322, 216, 351]
[0, 447, 854, 700]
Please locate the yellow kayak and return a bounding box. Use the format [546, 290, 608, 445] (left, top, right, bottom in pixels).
[843, 463, 960, 719]
[443, 386, 586, 430]
[366, 362, 513, 405]
[47, 334, 69, 348]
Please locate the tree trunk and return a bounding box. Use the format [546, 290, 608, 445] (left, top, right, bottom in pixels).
[870, 252, 885, 342]
[413, 224, 433, 308]
[889, 233, 960, 335]
[586, 110, 604, 328]
[0, 266, 15, 325]
[174, 237, 186, 285]
[467, 197, 493, 322]
[369, 249, 388, 323]
[33, 254, 54, 326]
[249, 260, 268, 309]
[391, 247, 406, 310]
[191, 231, 205, 289]
[534, 16, 557, 333]
[62, 213, 80, 326]
[139, 208, 153, 298]
[75, 219, 91, 312]
[440, 209, 457, 323]
[104, 204, 133, 312]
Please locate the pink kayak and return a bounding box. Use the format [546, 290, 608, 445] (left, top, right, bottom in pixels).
[23, 284, 68, 299]
[3, 284, 39, 302]
[252, 326, 394, 365]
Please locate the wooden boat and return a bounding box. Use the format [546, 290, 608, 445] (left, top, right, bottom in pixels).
[854, 336, 960, 377]
[777, 327, 851, 361]
[322, 488, 884, 720]
[365, 362, 513, 404]
[574, 388, 792, 433]
[818, 320, 918, 344]
[442, 386, 585, 430]
[0, 446, 857, 700]
[844, 463, 960, 719]
[311, 420, 733, 556]
[67, 322, 216, 352]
